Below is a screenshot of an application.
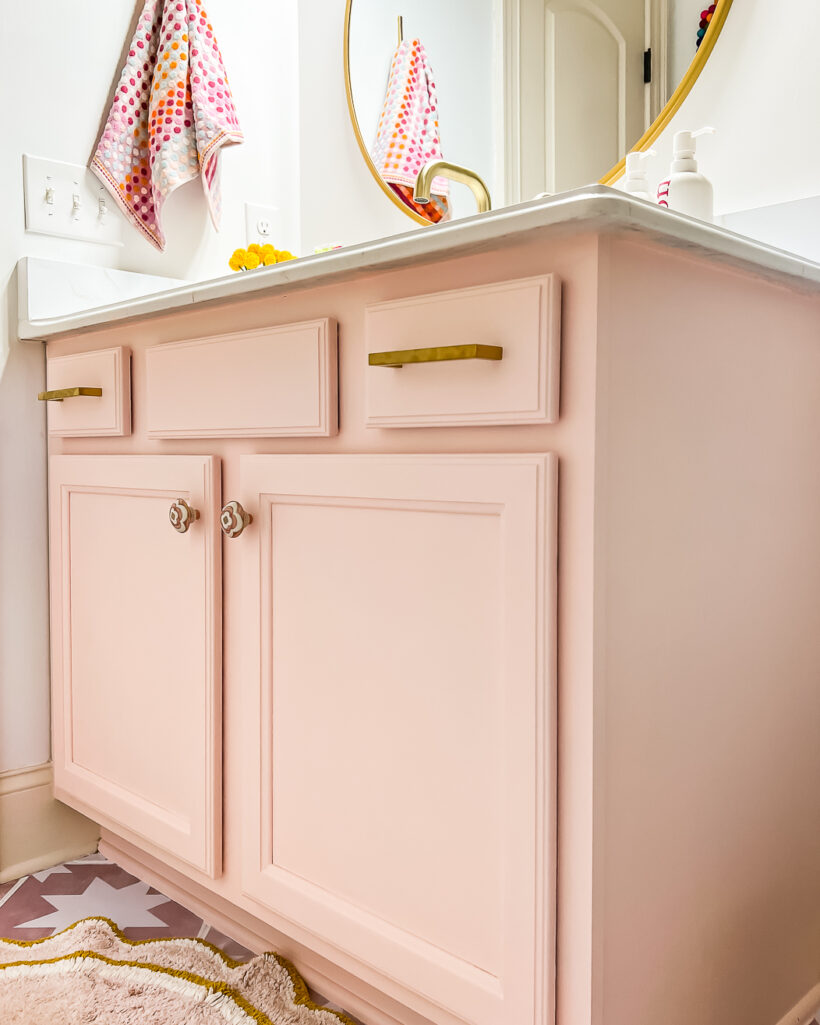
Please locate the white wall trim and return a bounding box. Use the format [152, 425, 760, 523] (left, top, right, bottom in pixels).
[647, 0, 669, 123]
[0, 762, 53, 796]
[774, 983, 820, 1025]
[0, 762, 99, 883]
[497, 0, 521, 206]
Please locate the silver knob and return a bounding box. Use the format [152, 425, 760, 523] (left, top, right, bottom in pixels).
[169, 499, 200, 534]
[221, 500, 253, 539]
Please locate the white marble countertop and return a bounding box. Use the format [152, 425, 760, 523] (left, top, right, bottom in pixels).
[19, 186, 820, 341]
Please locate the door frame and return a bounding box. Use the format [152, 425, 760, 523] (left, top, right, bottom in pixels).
[495, 0, 668, 204]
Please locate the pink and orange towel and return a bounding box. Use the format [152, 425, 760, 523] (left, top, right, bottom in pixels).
[371, 38, 450, 223]
[91, 0, 243, 251]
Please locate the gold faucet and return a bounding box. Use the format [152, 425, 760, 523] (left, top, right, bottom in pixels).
[413, 160, 492, 215]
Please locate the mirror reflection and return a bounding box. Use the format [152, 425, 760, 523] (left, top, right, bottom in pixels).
[346, 0, 718, 222]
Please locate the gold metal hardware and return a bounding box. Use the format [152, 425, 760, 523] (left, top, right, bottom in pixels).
[413, 160, 492, 214]
[221, 500, 253, 539]
[397, 14, 403, 44]
[368, 344, 503, 369]
[37, 387, 103, 402]
[169, 499, 200, 534]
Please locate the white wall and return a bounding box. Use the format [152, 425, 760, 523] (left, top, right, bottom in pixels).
[640, 0, 820, 216]
[347, 0, 496, 220]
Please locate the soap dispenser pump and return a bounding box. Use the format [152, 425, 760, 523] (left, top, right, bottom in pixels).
[623, 149, 656, 202]
[664, 127, 716, 222]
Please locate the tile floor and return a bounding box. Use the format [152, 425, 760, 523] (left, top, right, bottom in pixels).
[0, 853, 252, 959]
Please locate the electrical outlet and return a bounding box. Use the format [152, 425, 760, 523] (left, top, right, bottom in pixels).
[245, 203, 281, 246]
[23, 154, 124, 247]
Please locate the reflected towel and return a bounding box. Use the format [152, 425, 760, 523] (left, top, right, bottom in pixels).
[371, 37, 449, 219]
[91, 0, 243, 251]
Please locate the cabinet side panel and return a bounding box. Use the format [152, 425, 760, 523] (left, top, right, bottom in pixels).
[597, 239, 820, 1025]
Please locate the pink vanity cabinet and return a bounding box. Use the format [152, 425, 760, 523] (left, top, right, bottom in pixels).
[39, 217, 820, 1025]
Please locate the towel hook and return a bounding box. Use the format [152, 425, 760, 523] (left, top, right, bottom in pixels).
[398, 15, 403, 45]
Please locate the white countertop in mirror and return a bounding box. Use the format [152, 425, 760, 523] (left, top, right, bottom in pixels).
[19, 187, 820, 341]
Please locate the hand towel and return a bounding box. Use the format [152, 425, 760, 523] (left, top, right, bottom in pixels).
[91, 0, 243, 251]
[370, 38, 450, 223]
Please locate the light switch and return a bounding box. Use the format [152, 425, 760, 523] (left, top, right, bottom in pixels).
[23, 154, 124, 247]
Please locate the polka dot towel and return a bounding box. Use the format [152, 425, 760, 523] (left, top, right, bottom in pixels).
[91, 0, 243, 251]
[371, 38, 449, 200]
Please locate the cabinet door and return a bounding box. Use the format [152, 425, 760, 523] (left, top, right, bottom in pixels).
[49, 456, 222, 876]
[239, 455, 557, 1025]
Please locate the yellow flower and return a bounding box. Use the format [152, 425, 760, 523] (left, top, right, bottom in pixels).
[229, 248, 248, 272]
[231, 243, 297, 271]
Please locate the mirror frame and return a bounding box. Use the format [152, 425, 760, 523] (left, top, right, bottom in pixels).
[343, 0, 734, 222]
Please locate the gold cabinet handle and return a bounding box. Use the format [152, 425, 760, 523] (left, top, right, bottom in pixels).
[169, 499, 200, 534]
[368, 344, 503, 369]
[38, 387, 103, 402]
[221, 500, 253, 539]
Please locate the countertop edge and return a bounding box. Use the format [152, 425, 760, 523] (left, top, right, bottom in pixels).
[19, 187, 820, 341]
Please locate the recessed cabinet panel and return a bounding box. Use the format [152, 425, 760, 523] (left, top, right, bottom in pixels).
[45, 346, 131, 437]
[145, 320, 338, 438]
[49, 455, 222, 876]
[239, 454, 557, 1025]
[365, 275, 561, 428]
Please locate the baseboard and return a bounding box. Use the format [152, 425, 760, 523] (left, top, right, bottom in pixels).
[775, 983, 820, 1025]
[0, 763, 100, 883]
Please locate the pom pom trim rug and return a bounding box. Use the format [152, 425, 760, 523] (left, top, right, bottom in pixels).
[0, 916, 357, 1025]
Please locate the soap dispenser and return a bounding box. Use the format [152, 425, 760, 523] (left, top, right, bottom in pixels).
[623, 149, 656, 202]
[661, 127, 716, 222]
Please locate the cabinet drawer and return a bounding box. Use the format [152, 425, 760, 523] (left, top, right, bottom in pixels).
[44, 346, 131, 437]
[146, 320, 338, 438]
[365, 274, 560, 428]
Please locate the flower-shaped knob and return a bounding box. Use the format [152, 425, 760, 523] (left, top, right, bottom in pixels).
[169, 499, 200, 534]
[221, 500, 253, 539]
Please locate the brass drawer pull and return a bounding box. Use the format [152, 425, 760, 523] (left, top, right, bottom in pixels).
[221, 501, 253, 539]
[368, 344, 503, 369]
[38, 387, 103, 402]
[169, 499, 200, 534]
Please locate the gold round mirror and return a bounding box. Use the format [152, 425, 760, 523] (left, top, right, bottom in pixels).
[344, 0, 734, 224]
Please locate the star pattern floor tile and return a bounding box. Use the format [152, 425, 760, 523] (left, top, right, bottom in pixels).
[0, 853, 252, 960]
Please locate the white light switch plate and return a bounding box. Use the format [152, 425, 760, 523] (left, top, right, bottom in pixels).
[23, 154, 124, 247]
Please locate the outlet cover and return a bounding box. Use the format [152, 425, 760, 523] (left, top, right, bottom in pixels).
[245, 203, 282, 247]
[23, 154, 124, 247]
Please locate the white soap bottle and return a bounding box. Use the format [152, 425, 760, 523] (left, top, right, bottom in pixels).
[665, 127, 716, 222]
[623, 149, 656, 202]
